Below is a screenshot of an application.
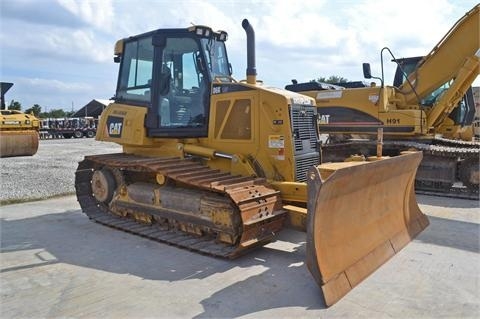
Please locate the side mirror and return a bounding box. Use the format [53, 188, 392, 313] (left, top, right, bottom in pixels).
[362, 63, 372, 79]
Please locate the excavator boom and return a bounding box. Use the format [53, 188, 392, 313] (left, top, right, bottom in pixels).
[400, 5, 479, 128]
[400, 5, 479, 101]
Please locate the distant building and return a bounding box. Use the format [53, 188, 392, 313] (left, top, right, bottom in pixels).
[73, 99, 113, 118]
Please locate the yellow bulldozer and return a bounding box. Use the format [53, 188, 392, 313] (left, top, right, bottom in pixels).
[286, 4, 479, 199]
[0, 82, 40, 157]
[75, 19, 429, 306]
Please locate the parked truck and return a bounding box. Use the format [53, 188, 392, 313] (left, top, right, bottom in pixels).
[40, 117, 97, 139]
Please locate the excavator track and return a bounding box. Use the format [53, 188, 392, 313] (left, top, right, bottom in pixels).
[322, 140, 479, 200]
[432, 136, 480, 148]
[75, 153, 286, 258]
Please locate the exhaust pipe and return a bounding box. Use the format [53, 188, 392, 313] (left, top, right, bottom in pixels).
[241, 19, 257, 84]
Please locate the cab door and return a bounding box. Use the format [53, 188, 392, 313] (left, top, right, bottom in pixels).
[147, 35, 209, 138]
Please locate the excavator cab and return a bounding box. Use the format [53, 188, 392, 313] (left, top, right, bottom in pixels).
[393, 56, 476, 131]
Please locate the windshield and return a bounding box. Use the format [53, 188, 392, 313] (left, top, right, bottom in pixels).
[394, 58, 451, 108]
[200, 38, 230, 79]
[421, 81, 451, 107]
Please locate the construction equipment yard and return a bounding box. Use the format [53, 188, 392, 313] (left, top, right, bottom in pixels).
[0, 138, 479, 318]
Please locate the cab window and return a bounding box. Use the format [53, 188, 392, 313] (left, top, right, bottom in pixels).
[117, 37, 153, 103]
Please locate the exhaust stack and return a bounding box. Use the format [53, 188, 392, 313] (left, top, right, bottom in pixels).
[241, 19, 257, 84]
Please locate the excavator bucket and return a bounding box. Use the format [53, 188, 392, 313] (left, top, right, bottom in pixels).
[0, 130, 39, 157]
[305, 151, 429, 306]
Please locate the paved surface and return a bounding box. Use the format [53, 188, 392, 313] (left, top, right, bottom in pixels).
[1, 195, 479, 318]
[0, 138, 121, 204]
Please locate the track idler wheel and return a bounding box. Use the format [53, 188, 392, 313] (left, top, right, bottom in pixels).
[91, 169, 117, 203]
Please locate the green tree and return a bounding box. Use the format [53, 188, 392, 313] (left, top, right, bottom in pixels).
[8, 100, 22, 110]
[39, 109, 66, 118]
[48, 108, 67, 118]
[313, 76, 349, 84]
[25, 104, 42, 117]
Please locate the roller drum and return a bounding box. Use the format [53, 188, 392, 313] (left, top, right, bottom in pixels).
[0, 130, 39, 157]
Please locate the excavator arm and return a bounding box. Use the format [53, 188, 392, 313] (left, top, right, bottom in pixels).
[398, 5, 479, 129]
[427, 55, 479, 128]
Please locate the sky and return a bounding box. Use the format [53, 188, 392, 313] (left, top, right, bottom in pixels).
[1, 0, 478, 112]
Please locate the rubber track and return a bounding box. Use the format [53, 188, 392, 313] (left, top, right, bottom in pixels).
[75, 153, 285, 258]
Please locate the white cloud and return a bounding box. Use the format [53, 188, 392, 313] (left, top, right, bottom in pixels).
[18, 77, 92, 92]
[2, 23, 111, 63]
[245, 0, 478, 86]
[1, 0, 477, 109]
[4, 77, 98, 110]
[57, 0, 114, 31]
[344, 0, 454, 53]
[254, 0, 346, 49]
[69, 30, 112, 63]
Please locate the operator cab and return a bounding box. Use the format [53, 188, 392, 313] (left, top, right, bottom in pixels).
[114, 25, 231, 137]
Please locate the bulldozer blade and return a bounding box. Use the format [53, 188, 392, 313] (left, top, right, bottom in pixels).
[305, 151, 429, 306]
[0, 130, 39, 157]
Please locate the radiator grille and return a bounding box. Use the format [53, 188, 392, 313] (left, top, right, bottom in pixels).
[291, 106, 318, 152]
[290, 104, 320, 182]
[295, 153, 321, 182]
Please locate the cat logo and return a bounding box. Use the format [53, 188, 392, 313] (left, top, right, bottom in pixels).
[318, 114, 330, 124]
[109, 122, 123, 135]
[106, 116, 124, 137]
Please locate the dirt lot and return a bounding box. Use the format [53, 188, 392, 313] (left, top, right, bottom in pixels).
[0, 138, 121, 204]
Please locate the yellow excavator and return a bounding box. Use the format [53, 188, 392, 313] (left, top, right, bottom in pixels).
[0, 82, 40, 157]
[392, 56, 477, 142]
[286, 4, 479, 198]
[75, 19, 428, 306]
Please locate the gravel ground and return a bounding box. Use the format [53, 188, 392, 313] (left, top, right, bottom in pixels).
[0, 138, 121, 204]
